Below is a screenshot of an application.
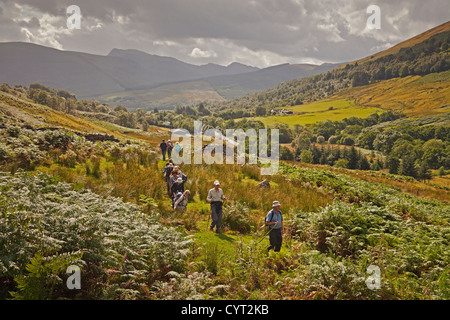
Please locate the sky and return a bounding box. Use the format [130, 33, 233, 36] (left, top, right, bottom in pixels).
[0, 0, 449, 68]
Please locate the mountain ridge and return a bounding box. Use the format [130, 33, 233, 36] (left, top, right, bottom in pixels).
[0, 41, 337, 109]
[0, 42, 259, 100]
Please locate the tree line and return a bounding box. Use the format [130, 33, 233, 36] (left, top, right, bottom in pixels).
[279, 112, 449, 181]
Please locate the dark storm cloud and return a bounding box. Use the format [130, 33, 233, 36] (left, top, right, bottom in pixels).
[0, 0, 448, 67]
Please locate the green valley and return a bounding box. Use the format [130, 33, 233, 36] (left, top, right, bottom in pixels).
[1, 17, 449, 302]
[255, 99, 383, 127]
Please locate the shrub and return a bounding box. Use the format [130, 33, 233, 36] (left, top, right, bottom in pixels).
[0, 172, 192, 299]
[152, 271, 215, 300]
[328, 135, 339, 144]
[7, 126, 20, 138]
[317, 136, 326, 144]
[280, 146, 294, 161]
[44, 130, 73, 151]
[0, 143, 11, 162]
[222, 202, 256, 234]
[334, 158, 349, 169]
[290, 198, 450, 299]
[300, 149, 314, 164]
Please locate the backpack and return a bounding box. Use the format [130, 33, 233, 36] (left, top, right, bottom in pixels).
[174, 192, 188, 209]
[174, 191, 183, 202]
[265, 209, 282, 228]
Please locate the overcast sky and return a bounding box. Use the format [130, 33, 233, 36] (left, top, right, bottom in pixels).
[0, 0, 449, 68]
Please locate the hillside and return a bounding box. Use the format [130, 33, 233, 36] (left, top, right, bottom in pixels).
[0, 101, 449, 300]
[93, 63, 340, 110]
[352, 20, 450, 65]
[0, 20, 449, 302]
[0, 88, 168, 144]
[91, 80, 227, 111]
[208, 20, 450, 115]
[206, 62, 343, 100]
[255, 70, 450, 127]
[334, 71, 450, 117]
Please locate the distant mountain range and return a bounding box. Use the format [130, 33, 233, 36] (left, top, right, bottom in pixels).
[209, 20, 450, 116]
[0, 42, 339, 110]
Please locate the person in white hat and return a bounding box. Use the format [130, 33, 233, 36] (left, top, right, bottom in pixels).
[206, 180, 226, 233]
[265, 201, 283, 252]
[171, 176, 185, 206]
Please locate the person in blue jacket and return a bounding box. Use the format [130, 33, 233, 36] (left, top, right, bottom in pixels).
[265, 201, 283, 252]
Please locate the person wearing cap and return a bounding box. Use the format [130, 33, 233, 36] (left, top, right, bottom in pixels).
[170, 176, 185, 206]
[207, 180, 226, 233]
[265, 201, 283, 252]
[174, 190, 190, 211]
[160, 139, 168, 161]
[171, 176, 185, 198]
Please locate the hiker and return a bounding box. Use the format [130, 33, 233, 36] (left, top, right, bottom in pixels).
[167, 140, 174, 158]
[174, 190, 190, 211]
[163, 159, 174, 176]
[265, 201, 283, 252]
[172, 165, 187, 184]
[178, 168, 188, 184]
[175, 142, 181, 154]
[171, 177, 185, 205]
[207, 180, 226, 233]
[160, 139, 168, 161]
[164, 162, 174, 196]
[169, 170, 179, 193]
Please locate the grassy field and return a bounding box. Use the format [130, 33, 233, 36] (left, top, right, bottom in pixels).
[1, 118, 449, 300]
[251, 70, 450, 128]
[254, 99, 383, 127]
[334, 72, 450, 117]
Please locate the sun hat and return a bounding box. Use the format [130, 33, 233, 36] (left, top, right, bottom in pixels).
[214, 180, 220, 186]
[177, 177, 183, 183]
[272, 201, 281, 208]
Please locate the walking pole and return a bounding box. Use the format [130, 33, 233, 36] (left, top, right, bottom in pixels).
[256, 225, 274, 245]
[206, 202, 213, 231]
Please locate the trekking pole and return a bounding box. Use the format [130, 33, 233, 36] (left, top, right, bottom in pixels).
[206, 206, 211, 231]
[256, 225, 274, 245]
